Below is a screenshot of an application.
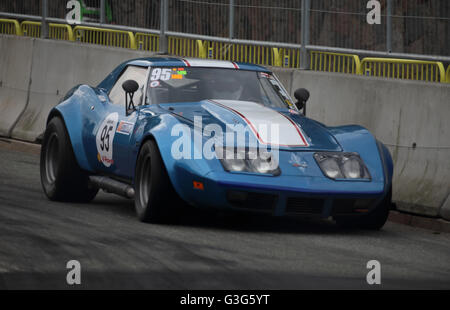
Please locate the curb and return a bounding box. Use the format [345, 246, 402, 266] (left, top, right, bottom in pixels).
[388, 210, 450, 233]
[0, 137, 41, 155]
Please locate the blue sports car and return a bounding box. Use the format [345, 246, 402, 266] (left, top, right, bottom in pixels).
[40, 57, 394, 229]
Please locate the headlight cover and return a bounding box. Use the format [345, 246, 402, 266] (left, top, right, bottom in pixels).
[314, 152, 371, 180]
[217, 148, 281, 176]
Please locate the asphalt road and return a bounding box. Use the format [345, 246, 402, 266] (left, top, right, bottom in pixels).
[0, 140, 449, 289]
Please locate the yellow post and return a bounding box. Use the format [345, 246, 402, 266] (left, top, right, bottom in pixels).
[446, 65, 450, 83]
[196, 40, 206, 58]
[272, 48, 282, 67]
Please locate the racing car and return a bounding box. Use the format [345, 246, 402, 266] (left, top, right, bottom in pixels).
[40, 57, 394, 229]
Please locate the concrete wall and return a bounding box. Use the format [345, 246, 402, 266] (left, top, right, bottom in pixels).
[0, 34, 449, 220]
[0, 36, 33, 137]
[0, 35, 151, 142]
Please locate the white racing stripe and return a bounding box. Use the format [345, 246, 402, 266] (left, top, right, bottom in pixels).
[182, 58, 239, 69]
[211, 100, 309, 147]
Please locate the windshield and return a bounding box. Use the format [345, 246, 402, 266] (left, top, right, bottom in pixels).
[145, 67, 295, 109]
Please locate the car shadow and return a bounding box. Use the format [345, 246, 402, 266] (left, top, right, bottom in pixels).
[90, 191, 385, 236]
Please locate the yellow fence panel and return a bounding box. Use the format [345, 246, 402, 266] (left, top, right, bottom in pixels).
[310, 51, 361, 74]
[0, 18, 22, 35]
[21, 21, 74, 41]
[21, 21, 41, 38]
[168, 36, 203, 58]
[199, 40, 279, 67]
[49, 24, 74, 41]
[278, 48, 301, 68]
[360, 58, 445, 83]
[74, 26, 136, 49]
[135, 32, 159, 52]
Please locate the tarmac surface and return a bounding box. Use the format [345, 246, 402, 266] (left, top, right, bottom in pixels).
[0, 140, 449, 289]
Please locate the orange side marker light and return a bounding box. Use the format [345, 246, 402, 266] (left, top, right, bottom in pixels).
[193, 181, 204, 190]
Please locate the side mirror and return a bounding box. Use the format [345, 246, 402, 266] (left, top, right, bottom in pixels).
[122, 79, 139, 115]
[293, 88, 310, 112]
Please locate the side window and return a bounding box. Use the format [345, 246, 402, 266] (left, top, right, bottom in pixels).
[109, 66, 147, 105]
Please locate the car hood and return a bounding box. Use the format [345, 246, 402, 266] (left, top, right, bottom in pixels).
[159, 99, 342, 151]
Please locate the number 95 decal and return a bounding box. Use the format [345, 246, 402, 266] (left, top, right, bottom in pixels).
[96, 112, 118, 167]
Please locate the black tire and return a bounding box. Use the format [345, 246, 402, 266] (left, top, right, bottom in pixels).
[134, 139, 179, 223]
[40, 117, 98, 202]
[334, 190, 391, 230]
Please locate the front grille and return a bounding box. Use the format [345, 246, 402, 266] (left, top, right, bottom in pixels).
[286, 197, 324, 215]
[332, 199, 355, 214]
[227, 190, 277, 211]
[332, 199, 375, 215]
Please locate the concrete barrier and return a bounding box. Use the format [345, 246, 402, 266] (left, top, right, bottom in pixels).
[0, 35, 33, 138]
[0, 34, 449, 220]
[9, 37, 151, 142]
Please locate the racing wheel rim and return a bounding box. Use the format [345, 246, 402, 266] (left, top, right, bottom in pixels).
[139, 154, 152, 208]
[44, 132, 59, 184]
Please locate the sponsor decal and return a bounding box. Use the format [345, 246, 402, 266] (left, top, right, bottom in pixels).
[150, 80, 160, 88]
[116, 121, 135, 135]
[150, 67, 188, 81]
[96, 112, 118, 167]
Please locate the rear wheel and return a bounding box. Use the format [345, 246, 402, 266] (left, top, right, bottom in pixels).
[40, 117, 98, 202]
[334, 189, 391, 230]
[134, 140, 179, 223]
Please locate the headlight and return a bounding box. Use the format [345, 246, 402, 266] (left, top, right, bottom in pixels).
[217, 148, 281, 176]
[314, 152, 371, 180]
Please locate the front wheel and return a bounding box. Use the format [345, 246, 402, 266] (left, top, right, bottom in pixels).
[40, 117, 98, 202]
[134, 140, 179, 223]
[334, 189, 391, 230]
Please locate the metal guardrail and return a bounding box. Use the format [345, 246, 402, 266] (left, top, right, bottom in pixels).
[21, 21, 74, 41]
[310, 51, 361, 75]
[135, 32, 159, 52]
[0, 18, 21, 35]
[73, 25, 136, 49]
[360, 58, 446, 83]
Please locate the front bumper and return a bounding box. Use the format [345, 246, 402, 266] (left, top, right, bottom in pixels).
[173, 167, 387, 218]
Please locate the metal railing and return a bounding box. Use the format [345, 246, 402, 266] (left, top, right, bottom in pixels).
[73, 25, 136, 49]
[0, 1, 449, 84]
[360, 58, 446, 83]
[202, 40, 279, 67]
[136, 32, 159, 52]
[1, 1, 448, 57]
[21, 20, 40, 37]
[21, 21, 75, 41]
[310, 51, 361, 74]
[168, 36, 201, 58]
[0, 18, 21, 35]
